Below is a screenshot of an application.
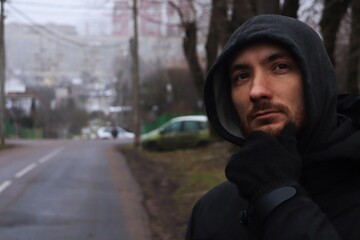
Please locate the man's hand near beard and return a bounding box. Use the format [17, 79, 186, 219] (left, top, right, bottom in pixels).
[225, 123, 304, 229]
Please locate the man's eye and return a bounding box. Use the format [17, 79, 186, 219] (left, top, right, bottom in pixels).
[275, 63, 290, 71]
[235, 72, 250, 82]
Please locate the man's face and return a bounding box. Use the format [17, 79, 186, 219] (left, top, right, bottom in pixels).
[229, 43, 305, 137]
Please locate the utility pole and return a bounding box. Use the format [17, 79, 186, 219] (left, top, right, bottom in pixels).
[0, 0, 6, 147]
[131, 0, 140, 148]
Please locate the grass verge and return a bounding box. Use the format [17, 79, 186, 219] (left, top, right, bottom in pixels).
[118, 141, 233, 240]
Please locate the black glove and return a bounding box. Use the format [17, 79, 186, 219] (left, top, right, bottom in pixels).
[225, 123, 302, 203]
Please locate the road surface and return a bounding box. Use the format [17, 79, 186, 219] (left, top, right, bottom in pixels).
[0, 139, 151, 240]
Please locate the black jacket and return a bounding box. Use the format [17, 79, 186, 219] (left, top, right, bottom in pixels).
[186, 15, 360, 240]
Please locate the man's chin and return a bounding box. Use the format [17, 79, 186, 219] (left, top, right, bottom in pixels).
[250, 122, 287, 137]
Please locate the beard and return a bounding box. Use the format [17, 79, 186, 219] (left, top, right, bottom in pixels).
[240, 99, 305, 138]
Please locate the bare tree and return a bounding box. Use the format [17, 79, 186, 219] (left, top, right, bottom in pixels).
[320, 0, 351, 66]
[170, 0, 300, 98]
[282, 0, 300, 18]
[256, 0, 280, 14]
[230, 0, 254, 32]
[346, 0, 360, 93]
[169, 0, 205, 98]
[206, 0, 255, 72]
[205, 0, 227, 72]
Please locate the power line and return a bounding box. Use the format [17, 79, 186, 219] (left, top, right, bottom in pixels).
[8, 3, 89, 48]
[10, 0, 113, 10]
[7, 9, 112, 21]
[9, 0, 186, 37]
[138, 11, 180, 28]
[7, 9, 112, 17]
[7, 3, 127, 49]
[112, 2, 183, 28]
[11, 1, 185, 28]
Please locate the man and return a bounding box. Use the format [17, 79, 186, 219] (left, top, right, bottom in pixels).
[186, 15, 360, 239]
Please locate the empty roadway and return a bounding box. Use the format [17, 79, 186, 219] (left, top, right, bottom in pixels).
[0, 139, 151, 240]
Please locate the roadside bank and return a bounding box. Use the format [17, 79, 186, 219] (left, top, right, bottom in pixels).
[118, 141, 232, 240]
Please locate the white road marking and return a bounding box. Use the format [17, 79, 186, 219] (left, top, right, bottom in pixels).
[38, 147, 65, 164]
[2, 146, 65, 193]
[0, 180, 12, 194]
[15, 163, 37, 178]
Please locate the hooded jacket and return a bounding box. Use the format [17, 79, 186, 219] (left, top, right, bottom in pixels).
[186, 15, 360, 240]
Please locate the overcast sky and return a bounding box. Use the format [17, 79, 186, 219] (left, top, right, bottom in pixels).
[5, 0, 114, 35]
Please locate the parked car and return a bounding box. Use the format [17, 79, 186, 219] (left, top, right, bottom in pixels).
[141, 115, 210, 150]
[97, 126, 135, 139]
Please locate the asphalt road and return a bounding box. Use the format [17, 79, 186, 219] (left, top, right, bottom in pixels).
[0, 139, 151, 240]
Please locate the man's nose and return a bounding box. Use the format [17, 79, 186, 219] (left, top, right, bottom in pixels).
[249, 72, 273, 102]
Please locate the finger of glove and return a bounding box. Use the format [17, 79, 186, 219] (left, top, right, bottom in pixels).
[225, 129, 302, 201]
[227, 139, 301, 181]
[226, 132, 302, 182]
[226, 149, 301, 201]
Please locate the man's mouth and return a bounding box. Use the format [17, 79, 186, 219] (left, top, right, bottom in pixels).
[252, 110, 282, 120]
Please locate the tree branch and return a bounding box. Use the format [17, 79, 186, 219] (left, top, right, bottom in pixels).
[169, 0, 186, 27]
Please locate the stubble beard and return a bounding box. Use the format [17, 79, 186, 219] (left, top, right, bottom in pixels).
[240, 100, 305, 138]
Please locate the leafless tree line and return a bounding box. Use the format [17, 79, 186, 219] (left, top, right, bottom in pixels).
[169, 0, 360, 95]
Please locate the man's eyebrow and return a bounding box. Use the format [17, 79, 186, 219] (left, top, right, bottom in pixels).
[229, 51, 292, 74]
[229, 63, 250, 73]
[260, 52, 290, 65]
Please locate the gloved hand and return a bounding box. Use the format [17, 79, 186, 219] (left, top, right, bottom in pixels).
[225, 123, 302, 203]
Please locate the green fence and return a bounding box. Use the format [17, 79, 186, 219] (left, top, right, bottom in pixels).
[5, 121, 43, 139]
[5, 121, 16, 136]
[18, 128, 43, 139]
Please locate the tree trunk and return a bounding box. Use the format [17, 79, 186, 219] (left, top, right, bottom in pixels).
[205, 0, 227, 72]
[320, 0, 350, 66]
[346, 0, 360, 93]
[169, 1, 205, 99]
[230, 0, 254, 33]
[206, 0, 255, 72]
[214, 0, 255, 49]
[183, 21, 205, 99]
[256, 0, 280, 14]
[281, 0, 299, 18]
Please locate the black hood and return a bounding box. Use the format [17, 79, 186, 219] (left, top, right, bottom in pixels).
[204, 15, 338, 154]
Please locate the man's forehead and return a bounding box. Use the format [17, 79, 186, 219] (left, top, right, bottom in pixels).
[232, 42, 292, 63]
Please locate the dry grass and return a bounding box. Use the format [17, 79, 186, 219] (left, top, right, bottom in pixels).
[119, 141, 234, 240]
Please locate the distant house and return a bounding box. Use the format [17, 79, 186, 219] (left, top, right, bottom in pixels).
[6, 92, 38, 117]
[5, 91, 44, 138]
[5, 78, 26, 94]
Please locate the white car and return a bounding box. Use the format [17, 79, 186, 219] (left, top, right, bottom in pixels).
[97, 127, 135, 139]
